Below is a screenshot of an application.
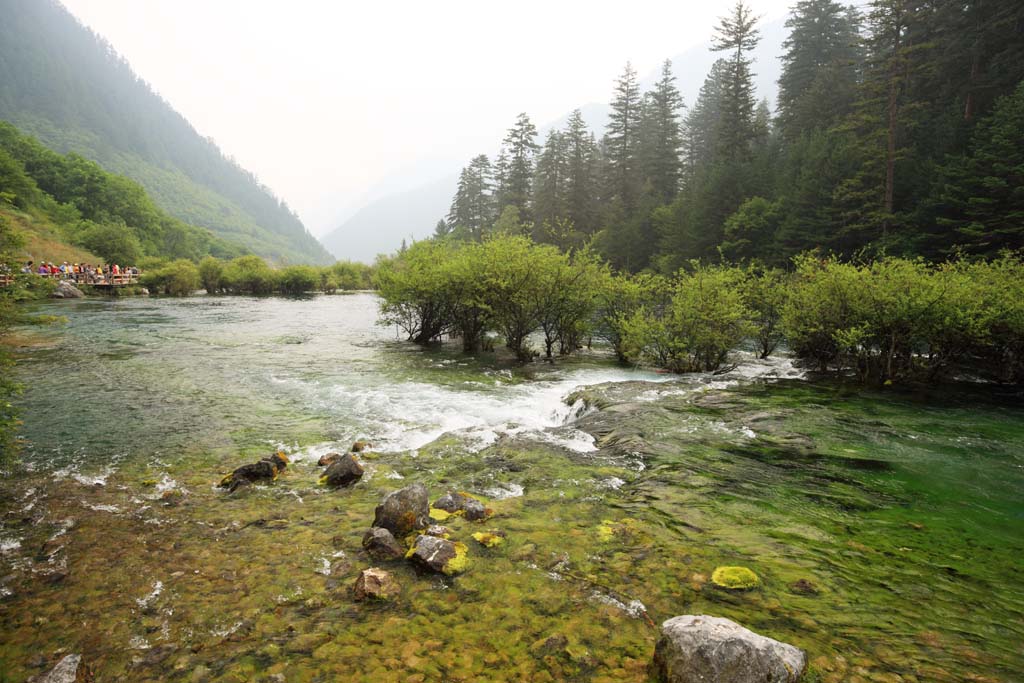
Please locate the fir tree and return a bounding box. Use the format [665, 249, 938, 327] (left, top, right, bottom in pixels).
[603, 62, 642, 209]
[711, 1, 761, 160]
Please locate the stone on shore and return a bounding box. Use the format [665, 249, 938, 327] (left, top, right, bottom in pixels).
[362, 527, 404, 561]
[372, 484, 430, 536]
[52, 281, 85, 299]
[352, 567, 400, 601]
[653, 615, 806, 683]
[433, 490, 492, 521]
[322, 453, 364, 487]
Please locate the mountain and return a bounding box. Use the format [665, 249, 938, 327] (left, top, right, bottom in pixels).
[322, 174, 457, 263]
[322, 18, 787, 259]
[0, 0, 333, 265]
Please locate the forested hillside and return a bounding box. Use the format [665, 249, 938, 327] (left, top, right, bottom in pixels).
[0, 0, 333, 265]
[443, 0, 1024, 270]
[0, 122, 245, 264]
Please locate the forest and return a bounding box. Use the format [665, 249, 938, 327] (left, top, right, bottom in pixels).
[0, 121, 245, 264]
[441, 0, 1024, 269]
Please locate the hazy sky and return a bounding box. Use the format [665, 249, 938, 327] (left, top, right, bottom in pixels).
[60, 0, 794, 236]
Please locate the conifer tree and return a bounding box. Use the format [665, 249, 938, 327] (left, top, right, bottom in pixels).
[603, 62, 642, 209]
[711, 1, 761, 160]
[563, 109, 600, 235]
[638, 59, 685, 203]
[533, 130, 571, 236]
[447, 154, 495, 240]
[496, 113, 540, 218]
[777, 0, 863, 139]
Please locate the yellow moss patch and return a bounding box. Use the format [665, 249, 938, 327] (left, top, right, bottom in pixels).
[141, 479, 157, 487]
[597, 521, 616, 542]
[429, 507, 452, 521]
[443, 542, 470, 575]
[711, 566, 760, 590]
[471, 532, 505, 548]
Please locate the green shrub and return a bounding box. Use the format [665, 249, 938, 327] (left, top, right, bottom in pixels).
[276, 265, 318, 295]
[198, 256, 224, 294]
[140, 259, 200, 296]
[222, 255, 275, 295]
[621, 264, 753, 373]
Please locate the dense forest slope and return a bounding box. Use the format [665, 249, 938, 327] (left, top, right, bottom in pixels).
[0, 122, 243, 265]
[0, 0, 332, 265]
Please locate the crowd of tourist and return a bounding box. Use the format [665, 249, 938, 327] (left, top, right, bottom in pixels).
[20, 260, 139, 284]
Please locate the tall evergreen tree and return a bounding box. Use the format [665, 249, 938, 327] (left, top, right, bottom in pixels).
[563, 109, 600, 235]
[711, 1, 761, 160]
[603, 62, 643, 209]
[638, 59, 685, 203]
[496, 113, 540, 218]
[777, 0, 864, 139]
[533, 130, 570, 235]
[683, 59, 728, 182]
[447, 154, 495, 240]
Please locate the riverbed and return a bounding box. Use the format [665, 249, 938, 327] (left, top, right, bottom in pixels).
[1, 293, 1022, 682]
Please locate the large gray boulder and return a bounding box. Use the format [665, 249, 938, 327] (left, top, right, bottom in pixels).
[372, 483, 429, 536]
[52, 281, 84, 299]
[654, 615, 806, 683]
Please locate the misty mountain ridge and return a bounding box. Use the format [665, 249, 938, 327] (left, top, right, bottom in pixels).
[0, 0, 333, 265]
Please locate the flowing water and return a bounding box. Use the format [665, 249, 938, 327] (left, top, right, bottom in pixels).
[0, 294, 1022, 682]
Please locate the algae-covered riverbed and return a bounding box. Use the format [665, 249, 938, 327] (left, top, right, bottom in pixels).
[1, 294, 1022, 682]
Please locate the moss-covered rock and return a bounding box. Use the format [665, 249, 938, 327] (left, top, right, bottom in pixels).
[407, 535, 470, 576]
[711, 566, 760, 590]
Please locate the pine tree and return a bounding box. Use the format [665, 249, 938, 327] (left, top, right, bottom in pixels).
[711, 1, 761, 160]
[497, 113, 540, 218]
[638, 59, 685, 203]
[834, 0, 933, 243]
[563, 109, 600, 235]
[683, 59, 728, 182]
[934, 81, 1024, 255]
[777, 0, 864, 139]
[533, 130, 571, 237]
[447, 154, 495, 240]
[603, 62, 642, 208]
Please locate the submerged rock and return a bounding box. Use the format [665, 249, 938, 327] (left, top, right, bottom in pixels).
[351, 440, 372, 453]
[353, 567, 400, 601]
[218, 452, 289, 492]
[424, 525, 451, 538]
[322, 453, 363, 487]
[653, 615, 806, 683]
[433, 490, 492, 521]
[36, 653, 92, 682]
[362, 528, 404, 561]
[51, 281, 85, 299]
[373, 484, 430, 536]
[710, 566, 760, 590]
[433, 491, 468, 513]
[789, 578, 819, 595]
[407, 535, 470, 575]
[317, 452, 342, 466]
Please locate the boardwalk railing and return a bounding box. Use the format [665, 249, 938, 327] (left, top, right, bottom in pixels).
[1, 272, 140, 287]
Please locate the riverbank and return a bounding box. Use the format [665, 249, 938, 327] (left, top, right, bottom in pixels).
[1, 295, 1021, 682]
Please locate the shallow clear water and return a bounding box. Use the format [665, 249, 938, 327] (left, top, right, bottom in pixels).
[1, 294, 1022, 682]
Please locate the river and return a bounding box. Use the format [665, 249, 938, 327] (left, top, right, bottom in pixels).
[1, 293, 1022, 682]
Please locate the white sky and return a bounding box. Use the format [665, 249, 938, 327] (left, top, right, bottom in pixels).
[60, 0, 794, 235]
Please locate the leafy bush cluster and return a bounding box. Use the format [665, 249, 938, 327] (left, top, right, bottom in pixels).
[375, 236, 605, 360]
[783, 254, 1024, 384]
[141, 256, 375, 297]
[377, 237, 1024, 385]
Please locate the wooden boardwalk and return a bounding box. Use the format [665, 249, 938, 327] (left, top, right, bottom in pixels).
[0, 273, 139, 288]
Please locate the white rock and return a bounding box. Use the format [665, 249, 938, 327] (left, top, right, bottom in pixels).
[654, 615, 806, 683]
